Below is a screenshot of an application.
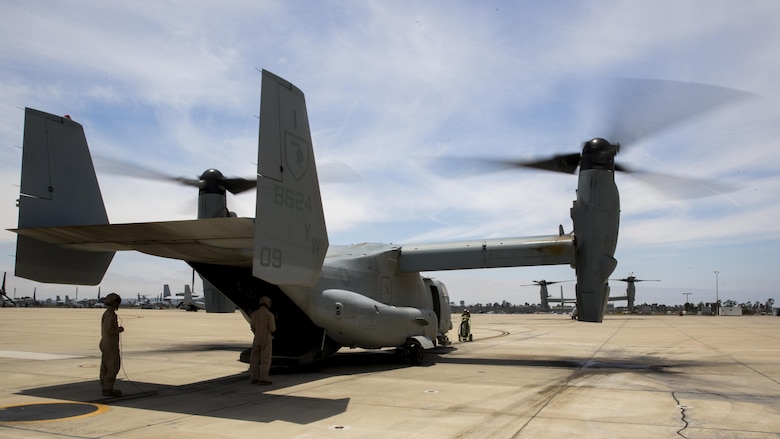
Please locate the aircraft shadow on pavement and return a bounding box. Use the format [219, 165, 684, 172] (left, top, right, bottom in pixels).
[293, 345, 678, 374]
[292, 348, 437, 374]
[18, 347, 687, 424]
[429, 352, 683, 374]
[19, 372, 349, 424]
[17, 350, 429, 424]
[145, 342, 248, 354]
[17, 348, 695, 425]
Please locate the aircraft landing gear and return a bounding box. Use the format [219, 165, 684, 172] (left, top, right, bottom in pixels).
[397, 339, 424, 365]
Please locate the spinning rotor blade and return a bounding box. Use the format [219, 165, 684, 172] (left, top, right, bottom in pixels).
[95, 156, 357, 193]
[526, 79, 752, 171]
[613, 165, 736, 199]
[521, 280, 573, 286]
[440, 79, 753, 197]
[93, 155, 198, 186]
[432, 154, 581, 177]
[611, 278, 660, 283]
[602, 78, 754, 148]
[220, 177, 258, 195]
[93, 155, 257, 194]
[517, 153, 582, 174]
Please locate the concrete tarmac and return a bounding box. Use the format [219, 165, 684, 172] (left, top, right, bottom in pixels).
[0, 308, 778, 438]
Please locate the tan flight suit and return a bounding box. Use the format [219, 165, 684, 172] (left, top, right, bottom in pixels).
[100, 306, 123, 392]
[249, 304, 276, 382]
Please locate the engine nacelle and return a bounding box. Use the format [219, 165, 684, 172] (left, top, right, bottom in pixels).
[571, 167, 620, 322]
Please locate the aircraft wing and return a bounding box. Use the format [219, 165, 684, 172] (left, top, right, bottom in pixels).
[10, 217, 255, 266]
[12, 218, 573, 273]
[398, 234, 574, 272]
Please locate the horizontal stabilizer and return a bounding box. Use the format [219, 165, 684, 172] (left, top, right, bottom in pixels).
[11, 217, 255, 266]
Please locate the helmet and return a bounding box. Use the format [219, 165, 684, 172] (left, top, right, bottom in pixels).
[463, 309, 470, 315]
[259, 296, 272, 307]
[105, 293, 121, 307]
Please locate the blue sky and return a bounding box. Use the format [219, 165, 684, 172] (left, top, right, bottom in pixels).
[2, 1, 779, 307]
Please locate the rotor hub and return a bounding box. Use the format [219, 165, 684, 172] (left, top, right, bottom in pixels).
[580, 138, 619, 171]
[199, 169, 226, 194]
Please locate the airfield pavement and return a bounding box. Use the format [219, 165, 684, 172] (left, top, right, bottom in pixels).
[0, 308, 778, 438]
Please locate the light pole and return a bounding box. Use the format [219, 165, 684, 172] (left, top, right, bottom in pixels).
[683, 292, 692, 303]
[714, 270, 719, 316]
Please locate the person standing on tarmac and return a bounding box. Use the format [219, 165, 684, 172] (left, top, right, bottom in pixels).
[249, 296, 276, 385]
[100, 293, 124, 396]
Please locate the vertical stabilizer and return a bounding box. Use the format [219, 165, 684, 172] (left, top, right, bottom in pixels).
[15, 109, 114, 284]
[254, 71, 328, 287]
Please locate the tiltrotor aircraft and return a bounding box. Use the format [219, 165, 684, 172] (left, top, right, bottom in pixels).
[521, 280, 575, 312]
[525, 274, 658, 313]
[10, 71, 748, 366]
[610, 274, 660, 309]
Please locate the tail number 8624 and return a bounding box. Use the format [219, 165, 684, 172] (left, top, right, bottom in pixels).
[274, 186, 312, 212]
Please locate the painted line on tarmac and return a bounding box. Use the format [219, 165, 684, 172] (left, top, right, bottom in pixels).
[0, 402, 109, 423]
[0, 350, 85, 360]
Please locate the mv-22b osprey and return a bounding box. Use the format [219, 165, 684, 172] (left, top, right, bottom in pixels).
[11, 71, 743, 365]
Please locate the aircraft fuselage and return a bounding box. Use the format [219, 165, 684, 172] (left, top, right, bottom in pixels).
[190, 243, 451, 365]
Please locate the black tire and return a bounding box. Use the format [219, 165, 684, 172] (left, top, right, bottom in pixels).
[409, 343, 424, 365]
